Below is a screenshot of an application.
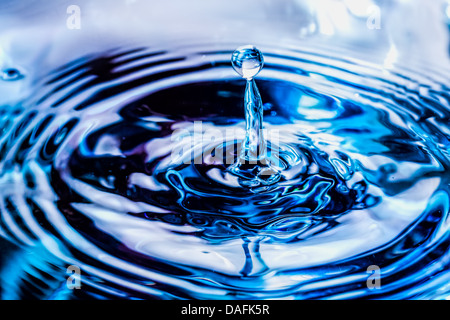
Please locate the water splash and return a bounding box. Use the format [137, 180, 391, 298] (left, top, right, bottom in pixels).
[0, 44, 448, 299]
[230, 45, 280, 187]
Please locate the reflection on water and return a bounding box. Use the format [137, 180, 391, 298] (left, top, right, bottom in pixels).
[0, 0, 449, 300]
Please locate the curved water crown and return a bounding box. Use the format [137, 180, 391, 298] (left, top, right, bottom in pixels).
[230, 45, 280, 187]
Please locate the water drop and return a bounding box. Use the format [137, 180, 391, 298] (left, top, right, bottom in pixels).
[231, 45, 264, 80]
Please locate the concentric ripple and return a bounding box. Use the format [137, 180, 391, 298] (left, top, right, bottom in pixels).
[0, 44, 449, 299]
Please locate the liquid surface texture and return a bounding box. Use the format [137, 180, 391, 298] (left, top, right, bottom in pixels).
[0, 44, 449, 299]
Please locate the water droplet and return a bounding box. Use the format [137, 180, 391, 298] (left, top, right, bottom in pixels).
[231, 45, 264, 80]
[2, 68, 24, 81]
[263, 102, 273, 110]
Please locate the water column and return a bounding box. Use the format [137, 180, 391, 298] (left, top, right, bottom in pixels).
[230, 45, 280, 187]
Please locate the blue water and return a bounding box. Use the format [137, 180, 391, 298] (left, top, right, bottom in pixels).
[0, 44, 449, 299]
